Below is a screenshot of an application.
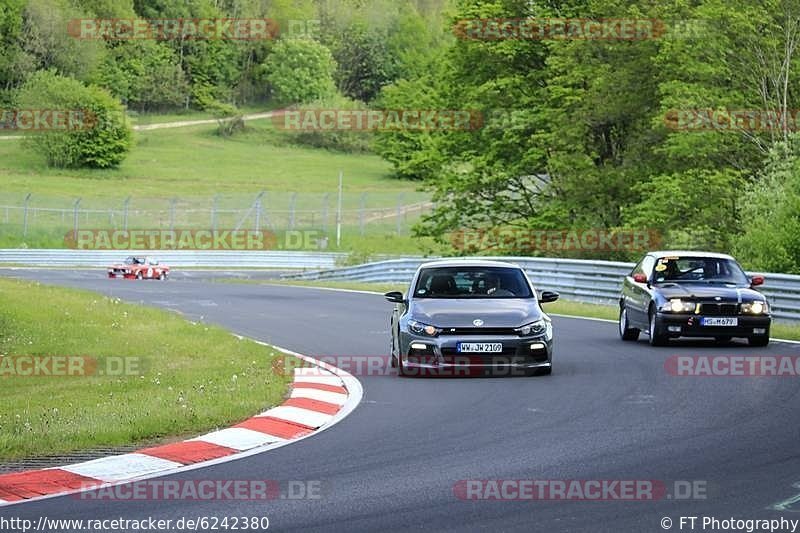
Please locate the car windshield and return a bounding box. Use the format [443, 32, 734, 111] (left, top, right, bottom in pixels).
[413, 266, 533, 299]
[124, 257, 144, 265]
[651, 256, 750, 285]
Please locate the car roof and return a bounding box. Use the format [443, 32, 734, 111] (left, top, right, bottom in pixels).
[417, 258, 524, 269]
[648, 250, 735, 260]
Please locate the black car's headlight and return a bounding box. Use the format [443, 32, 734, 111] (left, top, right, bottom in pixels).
[741, 301, 769, 314]
[660, 299, 697, 313]
[515, 319, 547, 336]
[408, 319, 441, 337]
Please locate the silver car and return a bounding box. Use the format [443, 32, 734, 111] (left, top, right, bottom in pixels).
[385, 259, 559, 377]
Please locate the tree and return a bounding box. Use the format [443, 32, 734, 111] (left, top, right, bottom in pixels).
[260, 38, 336, 105]
[17, 71, 132, 168]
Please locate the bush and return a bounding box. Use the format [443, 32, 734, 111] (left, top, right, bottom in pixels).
[284, 93, 372, 153]
[17, 71, 132, 168]
[260, 39, 336, 105]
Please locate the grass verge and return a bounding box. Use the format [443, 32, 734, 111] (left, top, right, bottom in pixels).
[0, 277, 292, 461]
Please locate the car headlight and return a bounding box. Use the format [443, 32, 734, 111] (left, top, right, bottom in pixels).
[515, 319, 547, 336]
[408, 320, 441, 337]
[661, 299, 697, 313]
[742, 301, 768, 314]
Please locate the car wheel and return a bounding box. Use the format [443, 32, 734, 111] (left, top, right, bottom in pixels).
[648, 309, 668, 346]
[748, 335, 770, 347]
[715, 336, 732, 343]
[619, 307, 640, 341]
[159, 272, 167, 281]
[136, 272, 143, 280]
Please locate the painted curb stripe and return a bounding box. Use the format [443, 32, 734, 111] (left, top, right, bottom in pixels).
[0, 345, 362, 507]
[258, 405, 334, 429]
[290, 386, 348, 405]
[60, 453, 184, 483]
[283, 397, 342, 415]
[0, 470, 101, 500]
[235, 417, 313, 439]
[138, 441, 237, 464]
[292, 382, 348, 395]
[192, 427, 285, 451]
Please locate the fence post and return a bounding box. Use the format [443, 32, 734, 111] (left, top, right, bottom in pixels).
[322, 193, 329, 232]
[123, 197, 131, 231]
[73, 198, 82, 236]
[288, 192, 297, 230]
[359, 193, 366, 236]
[396, 193, 405, 235]
[254, 191, 264, 231]
[22, 193, 31, 238]
[169, 198, 177, 231]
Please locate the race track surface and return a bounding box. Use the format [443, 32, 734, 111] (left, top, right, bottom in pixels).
[1, 269, 799, 532]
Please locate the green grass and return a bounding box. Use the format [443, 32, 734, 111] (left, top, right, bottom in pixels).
[0, 277, 292, 460]
[0, 123, 409, 198]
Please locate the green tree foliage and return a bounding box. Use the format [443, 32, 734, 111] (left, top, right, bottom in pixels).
[734, 136, 800, 273]
[17, 71, 132, 168]
[260, 38, 336, 105]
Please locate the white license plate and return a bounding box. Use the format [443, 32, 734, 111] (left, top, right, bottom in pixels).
[457, 342, 503, 353]
[701, 317, 738, 327]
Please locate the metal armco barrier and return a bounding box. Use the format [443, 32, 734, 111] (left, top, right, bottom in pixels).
[0, 249, 345, 269]
[283, 256, 800, 323]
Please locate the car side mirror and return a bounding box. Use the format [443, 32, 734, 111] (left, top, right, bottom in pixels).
[539, 291, 559, 304]
[632, 273, 648, 284]
[384, 291, 406, 304]
[750, 276, 765, 287]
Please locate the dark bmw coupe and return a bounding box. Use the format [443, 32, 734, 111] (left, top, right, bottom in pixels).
[619, 251, 771, 346]
[385, 259, 559, 377]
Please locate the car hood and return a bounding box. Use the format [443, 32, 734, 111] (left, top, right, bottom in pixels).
[409, 298, 542, 328]
[654, 283, 764, 302]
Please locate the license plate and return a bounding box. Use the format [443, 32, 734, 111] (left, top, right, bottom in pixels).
[457, 342, 503, 353]
[701, 317, 738, 327]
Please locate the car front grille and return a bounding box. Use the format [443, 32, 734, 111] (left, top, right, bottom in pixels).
[698, 303, 739, 316]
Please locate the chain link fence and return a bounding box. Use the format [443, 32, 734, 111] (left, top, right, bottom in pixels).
[0, 191, 432, 247]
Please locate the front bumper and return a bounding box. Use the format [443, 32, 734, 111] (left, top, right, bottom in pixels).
[399, 332, 553, 377]
[656, 312, 771, 338]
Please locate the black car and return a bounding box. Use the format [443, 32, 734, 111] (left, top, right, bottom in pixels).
[619, 251, 771, 346]
[385, 259, 559, 377]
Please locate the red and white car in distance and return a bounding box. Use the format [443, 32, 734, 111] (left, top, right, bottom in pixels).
[108, 256, 169, 280]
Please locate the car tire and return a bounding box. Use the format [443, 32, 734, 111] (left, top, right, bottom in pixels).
[619, 307, 640, 341]
[748, 336, 770, 347]
[136, 272, 143, 280]
[159, 272, 167, 281]
[648, 309, 668, 346]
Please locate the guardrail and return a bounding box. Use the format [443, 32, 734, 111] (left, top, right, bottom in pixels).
[284, 256, 800, 323]
[0, 250, 345, 269]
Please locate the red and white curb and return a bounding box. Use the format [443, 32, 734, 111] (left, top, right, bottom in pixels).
[0, 344, 362, 507]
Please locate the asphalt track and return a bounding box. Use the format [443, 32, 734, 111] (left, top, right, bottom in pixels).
[1, 269, 800, 532]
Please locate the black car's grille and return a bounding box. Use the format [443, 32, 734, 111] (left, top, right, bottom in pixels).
[440, 327, 519, 336]
[698, 303, 739, 316]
